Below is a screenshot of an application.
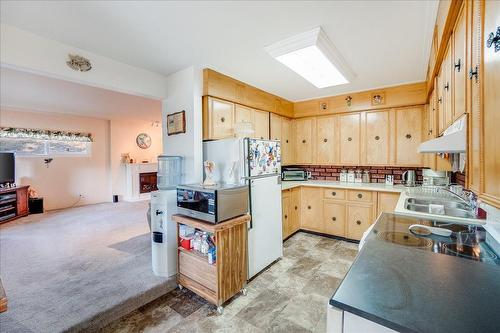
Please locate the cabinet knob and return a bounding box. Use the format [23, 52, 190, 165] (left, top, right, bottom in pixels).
[260, 137, 264, 139]
[347, 137, 352, 142]
[331, 191, 336, 196]
[302, 139, 306, 143]
[357, 193, 363, 199]
[374, 135, 380, 141]
[323, 138, 328, 143]
[454, 58, 461, 72]
[332, 217, 336, 222]
[284, 214, 288, 219]
[307, 205, 311, 210]
[356, 220, 362, 225]
[406, 134, 412, 139]
[294, 206, 298, 210]
[444, 82, 449, 91]
[438, 97, 443, 103]
[221, 117, 225, 123]
[286, 139, 289, 143]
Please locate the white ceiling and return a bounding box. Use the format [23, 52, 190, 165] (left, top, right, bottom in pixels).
[0, 67, 162, 120]
[0, 1, 437, 102]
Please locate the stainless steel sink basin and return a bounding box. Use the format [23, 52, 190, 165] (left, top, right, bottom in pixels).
[405, 197, 477, 219]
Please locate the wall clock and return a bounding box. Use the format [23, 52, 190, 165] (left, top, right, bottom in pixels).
[136, 133, 152, 149]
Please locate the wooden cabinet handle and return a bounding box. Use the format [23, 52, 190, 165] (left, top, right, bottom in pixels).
[307, 205, 311, 209]
[357, 193, 362, 199]
[331, 191, 336, 196]
[444, 82, 449, 91]
[323, 138, 328, 143]
[294, 206, 298, 210]
[260, 137, 264, 139]
[284, 214, 288, 219]
[302, 139, 306, 143]
[454, 58, 461, 72]
[347, 137, 352, 142]
[286, 139, 289, 143]
[406, 134, 412, 139]
[356, 220, 362, 225]
[375, 135, 380, 141]
[438, 97, 443, 103]
[332, 217, 336, 222]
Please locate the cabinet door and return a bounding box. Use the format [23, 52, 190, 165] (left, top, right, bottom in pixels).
[452, 4, 467, 121]
[270, 113, 282, 141]
[16, 187, 29, 216]
[290, 188, 301, 233]
[253, 110, 270, 139]
[364, 111, 390, 165]
[294, 118, 314, 164]
[282, 192, 291, 240]
[443, 42, 453, 129]
[300, 187, 323, 232]
[377, 192, 400, 216]
[395, 107, 423, 166]
[347, 204, 373, 241]
[482, 0, 500, 207]
[281, 117, 293, 165]
[234, 104, 254, 124]
[316, 115, 337, 164]
[206, 97, 234, 139]
[323, 201, 346, 237]
[339, 113, 361, 165]
[437, 69, 445, 134]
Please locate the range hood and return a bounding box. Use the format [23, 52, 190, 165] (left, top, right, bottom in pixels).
[418, 115, 467, 153]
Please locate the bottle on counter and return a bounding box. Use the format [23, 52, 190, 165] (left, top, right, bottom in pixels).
[355, 170, 363, 183]
[362, 170, 371, 183]
[340, 169, 348, 182]
[200, 232, 209, 254]
[347, 170, 355, 183]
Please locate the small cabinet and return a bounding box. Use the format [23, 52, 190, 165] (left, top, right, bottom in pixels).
[339, 113, 361, 165]
[270, 113, 282, 141]
[323, 201, 346, 237]
[294, 118, 315, 164]
[282, 191, 291, 240]
[253, 110, 270, 139]
[16, 187, 29, 217]
[316, 115, 338, 164]
[395, 107, 423, 166]
[452, 4, 466, 121]
[203, 97, 234, 140]
[281, 117, 293, 165]
[300, 187, 323, 232]
[347, 204, 373, 241]
[377, 192, 400, 217]
[290, 187, 301, 233]
[234, 104, 253, 124]
[364, 110, 390, 165]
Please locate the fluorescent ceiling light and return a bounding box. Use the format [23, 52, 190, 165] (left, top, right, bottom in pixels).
[265, 27, 355, 88]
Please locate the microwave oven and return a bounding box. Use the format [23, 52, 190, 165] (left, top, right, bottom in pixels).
[282, 168, 309, 181]
[176, 184, 249, 224]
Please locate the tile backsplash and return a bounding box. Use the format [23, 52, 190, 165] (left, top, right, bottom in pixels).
[288, 165, 425, 184]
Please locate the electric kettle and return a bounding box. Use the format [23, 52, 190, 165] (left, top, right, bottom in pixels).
[402, 170, 417, 187]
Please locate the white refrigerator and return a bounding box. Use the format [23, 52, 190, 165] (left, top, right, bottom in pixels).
[203, 138, 283, 278]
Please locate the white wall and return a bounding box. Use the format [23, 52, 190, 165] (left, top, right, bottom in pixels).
[110, 118, 162, 198]
[0, 23, 168, 99]
[0, 108, 112, 210]
[162, 66, 203, 184]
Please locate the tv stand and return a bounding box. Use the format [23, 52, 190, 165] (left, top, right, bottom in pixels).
[0, 186, 29, 224]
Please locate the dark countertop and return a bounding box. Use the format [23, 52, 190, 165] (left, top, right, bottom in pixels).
[330, 213, 500, 333]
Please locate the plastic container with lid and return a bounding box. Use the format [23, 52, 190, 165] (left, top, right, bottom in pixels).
[347, 170, 355, 183]
[362, 170, 371, 183]
[157, 155, 183, 190]
[355, 170, 363, 183]
[340, 169, 348, 182]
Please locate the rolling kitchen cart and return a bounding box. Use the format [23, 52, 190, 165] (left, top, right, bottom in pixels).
[171, 214, 250, 314]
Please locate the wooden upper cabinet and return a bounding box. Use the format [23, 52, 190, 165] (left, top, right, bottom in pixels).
[437, 67, 445, 134]
[281, 117, 293, 165]
[270, 113, 282, 141]
[294, 118, 315, 164]
[443, 42, 453, 130]
[203, 97, 234, 140]
[316, 115, 338, 164]
[339, 113, 361, 165]
[395, 107, 423, 166]
[481, 0, 500, 207]
[364, 110, 390, 165]
[452, 4, 467, 121]
[244, 86, 276, 113]
[234, 104, 254, 124]
[253, 110, 270, 140]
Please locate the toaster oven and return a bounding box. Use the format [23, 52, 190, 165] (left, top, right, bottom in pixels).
[281, 168, 309, 181]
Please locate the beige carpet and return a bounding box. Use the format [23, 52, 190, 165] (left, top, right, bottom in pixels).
[0, 201, 176, 333]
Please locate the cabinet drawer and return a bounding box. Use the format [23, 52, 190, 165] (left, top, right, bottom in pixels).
[347, 204, 373, 241]
[348, 190, 373, 203]
[323, 201, 346, 237]
[323, 188, 346, 200]
[179, 250, 216, 291]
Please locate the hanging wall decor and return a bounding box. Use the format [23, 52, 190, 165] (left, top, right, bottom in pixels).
[167, 111, 186, 136]
[371, 92, 386, 106]
[0, 127, 93, 142]
[136, 133, 152, 149]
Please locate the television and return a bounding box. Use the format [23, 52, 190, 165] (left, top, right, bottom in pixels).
[0, 153, 15, 185]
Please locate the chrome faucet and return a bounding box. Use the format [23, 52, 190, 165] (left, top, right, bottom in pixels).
[438, 186, 478, 212]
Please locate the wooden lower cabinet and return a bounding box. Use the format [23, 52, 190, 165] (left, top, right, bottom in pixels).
[346, 204, 373, 241]
[376, 192, 400, 217]
[282, 191, 291, 239]
[300, 187, 323, 232]
[323, 201, 346, 237]
[282, 188, 301, 240]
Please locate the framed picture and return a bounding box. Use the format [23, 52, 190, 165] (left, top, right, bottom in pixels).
[167, 111, 186, 136]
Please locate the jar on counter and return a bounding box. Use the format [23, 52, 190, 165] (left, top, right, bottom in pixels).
[355, 170, 363, 183]
[362, 170, 371, 183]
[347, 170, 355, 183]
[340, 169, 348, 182]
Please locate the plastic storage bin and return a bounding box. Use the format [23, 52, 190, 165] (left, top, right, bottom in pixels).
[157, 155, 183, 190]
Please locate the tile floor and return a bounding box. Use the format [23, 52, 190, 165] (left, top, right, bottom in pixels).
[100, 232, 358, 333]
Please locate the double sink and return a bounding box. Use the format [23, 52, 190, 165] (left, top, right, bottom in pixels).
[405, 197, 476, 219]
